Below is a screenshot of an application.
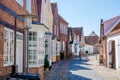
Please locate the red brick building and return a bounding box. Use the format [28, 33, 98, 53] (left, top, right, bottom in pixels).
[59, 15, 68, 58]
[0, 0, 45, 79]
[51, 3, 59, 40]
[51, 3, 61, 62]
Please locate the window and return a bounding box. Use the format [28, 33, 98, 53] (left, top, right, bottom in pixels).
[63, 41, 65, 51]
[60, 23, 62, 33]
[29, 31, 45, 67]
[4, 28, 14, 66]
[54, 25, 56, 35]
[61, 24, 63, 33]
[16, 0, 23, 6]
[29, 31, 37, 67]
[26, 0, 31, 13]
[29, 32, 37, 47]
[28, 50, 37, 66]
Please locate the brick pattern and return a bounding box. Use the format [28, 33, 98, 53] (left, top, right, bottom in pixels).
[0, 0, 44, 79]
[59, 15, 68, 58]
[51, 3, 60, 40]
[29, 66, 44, 80]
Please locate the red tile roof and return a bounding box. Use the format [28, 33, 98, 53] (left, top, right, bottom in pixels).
[85, 36, 99, 46]
[72, 27, 83, 41]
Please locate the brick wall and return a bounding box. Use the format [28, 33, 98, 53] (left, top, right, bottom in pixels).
[0, 0, 44, 79]
[59, 15, 68, 58]
[51, 3, 60, 40]
[29, 66, 44, 80]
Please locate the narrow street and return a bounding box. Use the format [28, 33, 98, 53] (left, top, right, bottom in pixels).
[68, 58, 106, 80]
[45, 55, 120, 80]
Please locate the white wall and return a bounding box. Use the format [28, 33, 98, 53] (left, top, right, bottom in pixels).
[45, 35, 52, 66]
[107, 33, 120, 69]
[57, 41, 61, 56]
[84, 45, 93, 54]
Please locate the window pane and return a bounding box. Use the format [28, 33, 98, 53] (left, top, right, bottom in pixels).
[16, 0, 23, 6]
[26, 0, 31, 13]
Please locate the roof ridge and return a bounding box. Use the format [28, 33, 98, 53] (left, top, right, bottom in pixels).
[103, 15, 120, 24]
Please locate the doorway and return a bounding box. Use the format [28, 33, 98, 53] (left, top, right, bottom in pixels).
[16, 41, 23, 72]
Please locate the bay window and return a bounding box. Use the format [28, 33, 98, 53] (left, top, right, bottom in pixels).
[29, 31, 45, 67]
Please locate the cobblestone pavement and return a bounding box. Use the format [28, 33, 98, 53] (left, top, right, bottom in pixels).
[88, 55, 120, 80]
[45, 55, 120, 80]
[44, 59, 71, 80]
[68, 57, 107, 80]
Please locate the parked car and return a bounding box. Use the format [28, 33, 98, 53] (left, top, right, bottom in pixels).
[10, 72, 40, 80]
[7, 78, 27, 80]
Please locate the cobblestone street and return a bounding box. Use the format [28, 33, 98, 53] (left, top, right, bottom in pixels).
[45, 55, 120, 80]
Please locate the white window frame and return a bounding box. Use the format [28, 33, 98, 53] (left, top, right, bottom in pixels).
[16, 0, 24, 7]
[26, 0, 32, 13]
[29, 31, 45, 67]
[60, 23, 62, 33]
[54, 25, 56, 35]
[4, 27, 14, 67]
[29, 31, 37, 67]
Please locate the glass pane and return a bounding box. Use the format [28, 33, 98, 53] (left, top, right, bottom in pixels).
[29, 37, 32, 40]
[33, 32, 37, 36]
[29, 32, 32, 36]
[33, 37, 37, 41]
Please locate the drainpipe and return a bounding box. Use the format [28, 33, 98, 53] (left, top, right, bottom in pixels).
[12, 17, 17, 74]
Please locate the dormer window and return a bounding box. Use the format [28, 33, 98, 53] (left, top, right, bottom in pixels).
[16, 0, 23, 7]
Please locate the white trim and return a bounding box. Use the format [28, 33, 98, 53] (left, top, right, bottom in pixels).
[107, 34, 120, 69]
[4, 27, 14, 67]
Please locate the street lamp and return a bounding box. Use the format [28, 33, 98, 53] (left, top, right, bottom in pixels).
[19, 14, 35, 73]
[45, 40, 48, 55]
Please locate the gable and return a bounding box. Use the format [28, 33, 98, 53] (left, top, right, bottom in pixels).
[111, 22, 120, 32]
[103, 16, 120, 36]
[85, 36, 99, 46]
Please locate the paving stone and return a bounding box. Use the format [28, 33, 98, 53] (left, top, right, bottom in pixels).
[45, 55, 120, 80]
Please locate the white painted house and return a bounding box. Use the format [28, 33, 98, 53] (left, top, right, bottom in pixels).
[68, 27, 85, 58]
[102, 15, 120, 69]
[52, 37, 61, 63]
[84, 31, 99, 54]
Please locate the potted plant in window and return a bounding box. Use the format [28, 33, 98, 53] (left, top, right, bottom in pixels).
[44, 55, 49, 71]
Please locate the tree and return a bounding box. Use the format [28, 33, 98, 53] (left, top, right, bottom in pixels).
[44, 55, 49, 68]
[60, 51, 64, 60]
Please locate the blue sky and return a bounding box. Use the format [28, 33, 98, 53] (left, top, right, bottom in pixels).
[51, 0, 120, 36]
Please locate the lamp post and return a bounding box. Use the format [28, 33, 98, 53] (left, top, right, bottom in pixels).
[19, 14, 35, 73]
[44, 31, 52, 66]
[24, 15, 32, 73]
[45, 40, 48, 56]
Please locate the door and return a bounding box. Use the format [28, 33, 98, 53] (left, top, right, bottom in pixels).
[16, 41, 23, 72]
[112, 41, 115, 68]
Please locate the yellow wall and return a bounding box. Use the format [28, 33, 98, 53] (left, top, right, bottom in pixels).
[45, 0, 53, 32]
